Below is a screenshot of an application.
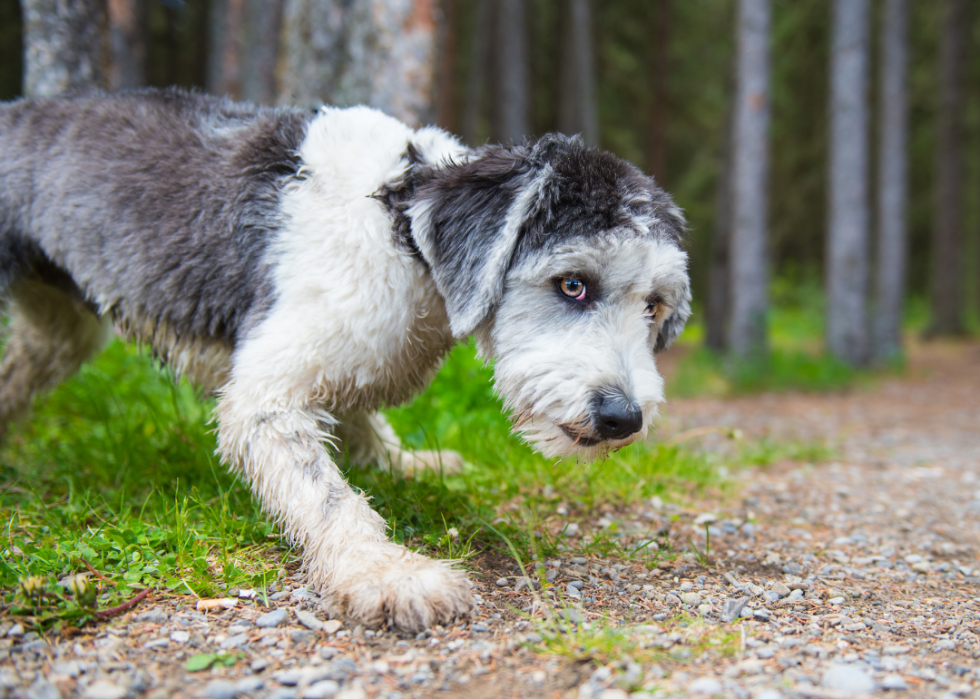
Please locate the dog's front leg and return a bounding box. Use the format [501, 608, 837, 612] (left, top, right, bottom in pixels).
[216, 390, 473, 632]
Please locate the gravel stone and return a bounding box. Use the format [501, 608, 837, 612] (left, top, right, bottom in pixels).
[720, 597, 750, 622]
[200, 679, 238, 699]
[219, 632, 249, 649]
[688, 677, 723, 695]
[83, 681, 127, 699]
[881, 674, 908, 690]
[295, 609, 325, 631]
[322, 619, 343, 635]
[770, 582, 791, 598]
[821, 665, 875, 693]
[302, 680, 339, 699]
[26, 680, 60, 699]
[255, 608, 288, 628]
[495, 578, 508, 587]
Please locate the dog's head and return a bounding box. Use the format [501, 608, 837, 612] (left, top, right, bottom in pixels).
[405, 133, 690, 458]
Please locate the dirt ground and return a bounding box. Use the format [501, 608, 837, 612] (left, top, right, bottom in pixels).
[2, 340, 979, 699]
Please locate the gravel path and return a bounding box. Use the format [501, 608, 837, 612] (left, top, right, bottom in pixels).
[1, 340, 978, 699]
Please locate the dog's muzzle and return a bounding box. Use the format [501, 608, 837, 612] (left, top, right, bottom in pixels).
[593, 389, 642, 440]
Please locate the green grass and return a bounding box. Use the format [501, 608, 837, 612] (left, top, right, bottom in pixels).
[0, 338, 824, 631]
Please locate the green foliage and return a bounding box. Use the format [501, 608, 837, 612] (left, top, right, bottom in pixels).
[1, 337, 829, 628]
[185, 652, 244, 672]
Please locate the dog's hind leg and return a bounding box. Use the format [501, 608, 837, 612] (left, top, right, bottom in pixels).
[216, 387, 473, 632]
[334, 411, 464, 475]
[0, 280, 111, 439]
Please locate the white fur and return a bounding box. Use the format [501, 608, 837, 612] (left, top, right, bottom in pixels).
[212, 107, 690, 632]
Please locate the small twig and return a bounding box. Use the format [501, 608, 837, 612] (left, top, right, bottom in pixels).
[79, 558, 111, 582]
[95, 588, 150, 618]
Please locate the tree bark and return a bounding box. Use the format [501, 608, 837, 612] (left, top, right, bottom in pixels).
[647, 0, 671, 187]
[490, 0, 530, 144]
[207, 0, 245, 99]
[928, 0, 966, 336]
[872, 0, 908, 361]
[435, 0, 457, 132]
[279, 0, 439, 128]
[706, 100, 734, 353]
[727, 0, 770, 358]
[107, 0, 145, 89]
[558, 0, 598, 146]
[463, 0, 491, 146]
[826, 0, 870, 366]
[21, 0, 110, 98]
[241, 0, 286, 104]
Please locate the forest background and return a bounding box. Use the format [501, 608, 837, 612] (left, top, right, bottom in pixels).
[1, 0, 978, 369]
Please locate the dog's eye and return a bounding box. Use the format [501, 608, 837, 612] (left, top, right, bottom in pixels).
[559, 278, 587, 301]
[644, 301, 662, 320]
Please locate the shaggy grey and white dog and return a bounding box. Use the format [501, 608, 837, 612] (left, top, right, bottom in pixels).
[0, 88, 690, 632]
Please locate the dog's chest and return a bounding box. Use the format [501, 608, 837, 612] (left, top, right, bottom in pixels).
[233, 173, 453, 411]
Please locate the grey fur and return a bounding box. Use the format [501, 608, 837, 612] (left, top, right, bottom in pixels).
[0, 88, 309, 353]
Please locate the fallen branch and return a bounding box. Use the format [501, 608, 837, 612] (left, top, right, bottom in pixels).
[95, 588, 150, 618]
[78, 558, 112, 582]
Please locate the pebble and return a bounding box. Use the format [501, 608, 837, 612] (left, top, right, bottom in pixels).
[821, 664, 875, 693]
[881, 674, 908, 690]
[495, 577, 509, 587]
[83, 681, 128, 699]
[721, 597, 750, 622]
[6, 624, 24, 637]
[322, 619, 343, 635]
[170, 630, 190, 643]
[680, 592, 701, 606]
[200, 679, 238, 699]
[688, 677, 723, 695]
[770, 582, 791, 598]
[219, 633, 249, 649]
[570, 557, 588, 565]
[234, 677, 264, 693]
[26, 680, 60, 699]
[255, 608, 288, 628]
[135, 608, 168, 624]
[302, 680, 339, 699]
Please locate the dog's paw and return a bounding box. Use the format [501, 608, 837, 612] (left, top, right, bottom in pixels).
[391, 448, 465, 475]
[320, 544, 473, 633]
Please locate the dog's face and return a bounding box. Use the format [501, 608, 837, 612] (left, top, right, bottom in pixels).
[408, 134, 690, 458]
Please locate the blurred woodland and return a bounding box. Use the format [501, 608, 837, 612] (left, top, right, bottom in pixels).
[2, 0, 979, 368]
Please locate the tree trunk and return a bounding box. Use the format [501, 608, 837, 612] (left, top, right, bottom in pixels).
[826, 0, 870, 366]
[279, 0, 439, 128]
[107, 0, 145, 89]
[646, 0, 671, 187]
[727, 0, 770, 357]
[240, 0, 286, 104]
[463, 0, 491, 146]
[207, 0, 245, 99]
[558, 0, 598, 146]
[435, 0, 457, 132]
[21, 0, 110, 98]
[490, 0, 530, 144]
[928, 0, 966, 336]
[872, 0, 908, 361]
[706, 100, 734, 353]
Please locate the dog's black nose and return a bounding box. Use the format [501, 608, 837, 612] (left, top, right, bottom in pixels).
[593, 391, 642, 440]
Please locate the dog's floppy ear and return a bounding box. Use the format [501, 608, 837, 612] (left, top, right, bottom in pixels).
[655, 283, 692, 353]
[409, 141, 559, 338]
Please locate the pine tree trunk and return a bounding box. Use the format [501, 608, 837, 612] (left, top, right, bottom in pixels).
[435, 0, 458, 132]
[647, 0, 671, 187]
[558, 0, 598, 146]
[826, 0, 870, 366]
[279, 0, 438, 128]
[928, 0, 966, 336]
[490, 0, 530, 144]
[706, 101, 734, 353]
[727, 0, 770, 357]
[241, 0, 285, 104]
[207, 0, 245, 99]
[107, 0, 145, 90]
[873, 0, 908, 361]
[463, 0, 491, 146]
[21, 0, 110, 98]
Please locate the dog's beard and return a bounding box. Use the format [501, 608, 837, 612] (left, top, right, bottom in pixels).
[481, 328, 665, 460]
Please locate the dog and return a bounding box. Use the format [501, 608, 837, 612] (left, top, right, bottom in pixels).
[0, 88, 691, 632]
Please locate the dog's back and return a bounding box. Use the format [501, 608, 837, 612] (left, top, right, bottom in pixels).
[0, 89, 314, 429]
